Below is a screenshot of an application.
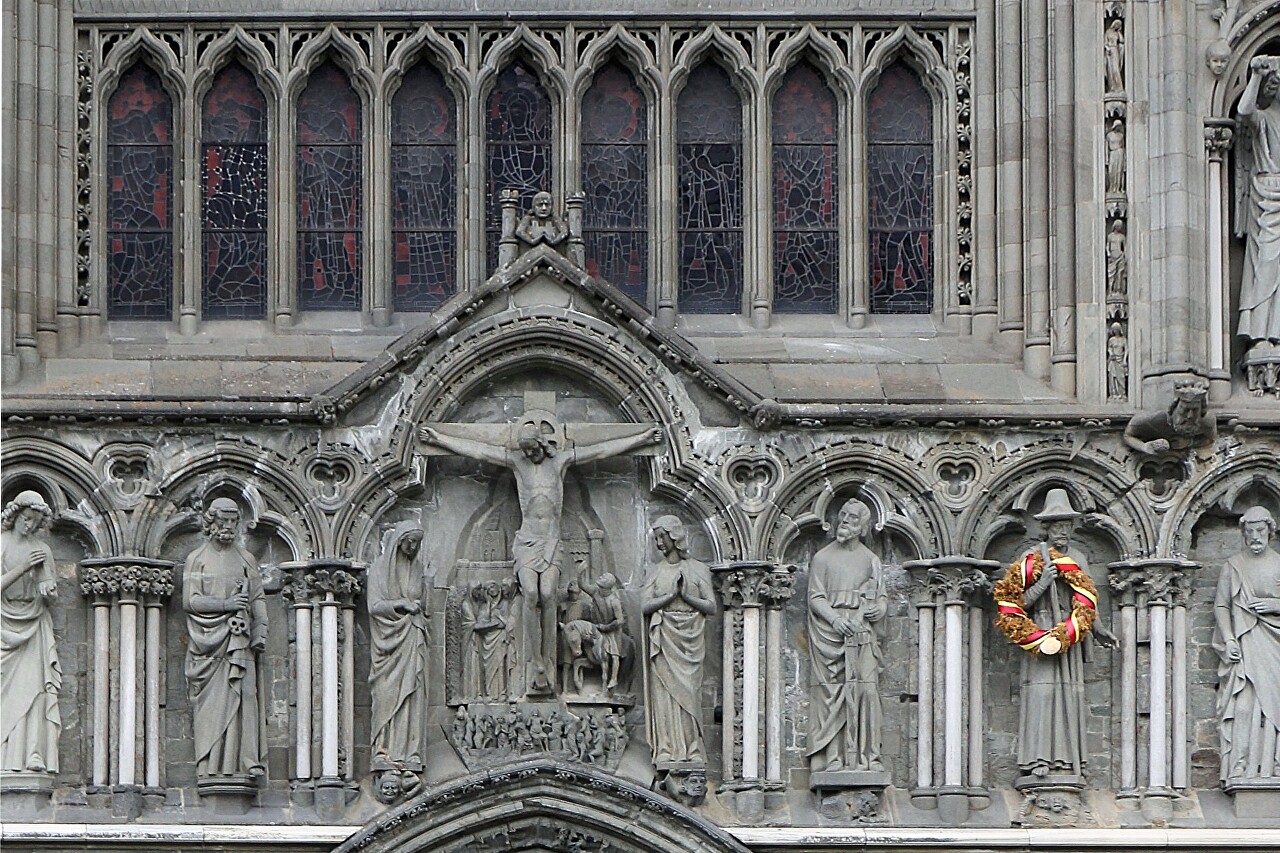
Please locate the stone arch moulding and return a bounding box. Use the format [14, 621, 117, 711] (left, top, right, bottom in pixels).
[961, 447, 1156, 560]
[332, 759, 750, 853]
[758, 439, 948, 561]
[1161, 447, 1280, 557]
[0, 436, 121, 558]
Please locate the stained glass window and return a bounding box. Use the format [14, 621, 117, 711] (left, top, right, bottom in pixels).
[581, 61, 648, 302]
[678, 63, 743, 314]
[392, 64, 456, 312]
[202, 61, 267, 320]
[297, 61, 362, 311]
[107, 63, 173, 319]
[867, 61, 933, 314]
[772, 63, 838, 314]
[486, 63, 551, 271]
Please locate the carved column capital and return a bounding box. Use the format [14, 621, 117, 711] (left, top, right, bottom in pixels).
[1107, 562, 1147, 606]
[713, 561, 775, 609]
[759, 564, 797, 609]
[282, 559, 365, 607]
[1204, 119, 1235, 162]
[905, 557, 999, 606]
[79, 557, 175, 607]
[1109, 558, 1198, 606]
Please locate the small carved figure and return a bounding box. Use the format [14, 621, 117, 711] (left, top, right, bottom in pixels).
[642, 516, 715, 771]
[182, 498, 268, 781]
[514, 191, 569, 248]
[1107, 324, 1128, 399]
[1207, 40, 1231, 77]
[1015, 490, 1116, 784]
[1, 491, 61, 776]
[463, 582, 508, 701]
[1122, 379, 1217, 455]
[1105, 120, 1126, 195]
[529, 709, 550, 752]
[1214, 506, 1280, 782]
[1105, 221, 1127, 298]
[420, 415, 660, 696]
[606, 710, 629, 755]
[1103, 18, 1125, 93]
[1237, 57, 1280, 347]
[806, 499, 888, 774]
[373, 767, 421, 805]
[369, 527, 428, 771]
[589, 573, 627, 691]
[451, 707, 467, 750]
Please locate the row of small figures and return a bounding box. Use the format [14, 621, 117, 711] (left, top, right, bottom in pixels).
[450, 705, 629, 767]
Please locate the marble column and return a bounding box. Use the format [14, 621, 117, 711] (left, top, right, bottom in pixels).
[1204, 119, 1235, 402]
[905, 557, 1000, 824]
[77, 558, 174, 809]
[712, 561, 795, 815]
[1109, 558, 1196, 821]
[282, 560, 363, 814]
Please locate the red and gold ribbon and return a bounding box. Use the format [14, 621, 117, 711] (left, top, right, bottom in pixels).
[993, 547, 1098, 656]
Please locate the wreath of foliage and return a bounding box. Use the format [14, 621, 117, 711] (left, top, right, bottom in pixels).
[994, 546, 1098, 656]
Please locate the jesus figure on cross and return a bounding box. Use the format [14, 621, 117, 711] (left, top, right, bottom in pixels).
[419, 410, 661, 696]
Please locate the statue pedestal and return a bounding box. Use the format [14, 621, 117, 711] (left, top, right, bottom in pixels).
[1244, 341, 1280, 398]
[1225, 777, 1280, 819]
[809, 768, 891, 792]
[0, 771, 54, 811]
[197, 775, 257, 814]
[1012, 778, 1091, 827]
[810, 770, 890, 823]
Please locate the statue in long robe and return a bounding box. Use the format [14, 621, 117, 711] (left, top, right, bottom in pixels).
[1, 491, 61, 775]
[1214, 506, 1280, 782]
[182, 498, 268, 780]
[641, 516, 715, 768]
[806, 499, 887, 774]
[1015, 490, 1115, 784]
[1237, 57, 1280, 343]
[369, 527, 428, 771]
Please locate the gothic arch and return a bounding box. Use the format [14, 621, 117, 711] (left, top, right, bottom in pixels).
[762, 25, 856, 102]
[670, 26, 756, 98]
[1214, 5, 1280, 116]
[0, 436, 121, 557]
[332, 760, 749, 853]
[1162, 447, 1280, 556]
[286, 25, 377, 102]
[477, 26, 568, 101]
[192, 26, 282, 104]
[98, 27, 185, 101]
[384, 24, 469, 104]
[572, 24, 662, 103]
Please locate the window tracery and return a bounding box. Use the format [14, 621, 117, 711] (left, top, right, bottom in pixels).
[107, 63, 173, 320]
[677, 63, 743, 314]
[296, 61, 362, 311]
[581, 61, 648, 303]
[391, 63, 457, 312]
[202, 61, 268, 320]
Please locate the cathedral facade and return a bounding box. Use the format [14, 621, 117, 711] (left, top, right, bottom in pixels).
[2, 1, 1280, 850]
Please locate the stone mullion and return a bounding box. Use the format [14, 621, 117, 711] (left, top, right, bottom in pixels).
[748, 24, 770, 329]
[847, 27, 869, 328]
[35, 0, 60, 355]
[561, 22, 579, 204]
[15, 0, 39, 372]
[369, 26, 390, 326]
[274, 25, 297, 327]
[55, 0, 78, 351]
[655, 26, 676, 327]
[835, 29, 856, 328]
[995, 0, 1025, 353]
[971, 11, 998, 342]
[1049, 0, 1078, 397]
[1022, 0, 1051, 383]
[465, 25, 484, 288]
[180, 32, 201, 333]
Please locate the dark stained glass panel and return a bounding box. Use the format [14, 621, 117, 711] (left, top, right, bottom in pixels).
[107, 64, 172, 319]
[202, 62, 267, 319]
[582, 62, 648, 301]
[486, 63, 551, 270]
[297, 62, 362, 310]
[772, 63, 838, 313]
[392, 63, 457, 311]
[677, 64, 742, 313]
[868, 61, 933, 314]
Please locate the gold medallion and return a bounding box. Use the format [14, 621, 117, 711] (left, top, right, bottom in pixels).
[1039, 636, 1062, 656]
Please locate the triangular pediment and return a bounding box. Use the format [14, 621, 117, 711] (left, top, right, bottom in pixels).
[311, 245, 765, 424]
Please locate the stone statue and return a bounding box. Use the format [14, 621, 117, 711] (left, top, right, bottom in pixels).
[588, 573, 627, 691]
[806, 498, 888, 774]
[1015, 490, 1116, 786]
[1122, 379, 1217, 456]
[1236, 56, 1280, 396]
[182, 497, 268, 783]
[420, 413, 660, 696]
[1, 491, 61, 778]
[1106, 221, 1127, 298]
[462, 581, 509, 701]
[1104, 18, 1125, 93]
[1107, 324, 1128, 399]
[1105, 120, 1126, 195]
[368, 526, 428, 775]
[642, 516, 715, 777]
[515, 191, 569, 248]
[1214, 506, 1280, 782]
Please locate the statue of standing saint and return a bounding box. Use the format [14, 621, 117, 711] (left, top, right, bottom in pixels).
[369, 526, 428, 781]
[1214, 506, 1280, 784]
[1236, 57, 1280, 396]
[1014, 490, 1116, 786]
[642, 516, 715, 781]
[806, 499, 888, 775]
[1, 491, 61, 780]
[182, 498, 268, 784]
